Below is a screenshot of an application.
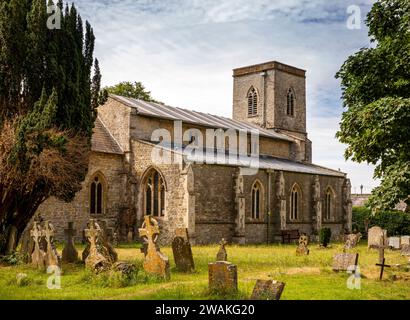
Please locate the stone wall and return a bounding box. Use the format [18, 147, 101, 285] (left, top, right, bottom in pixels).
[34, 152, 125, 243]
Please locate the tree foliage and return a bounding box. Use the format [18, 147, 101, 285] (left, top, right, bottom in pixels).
[0, 0, 104, 253]
[336, 0, 410, 211]
[105, 81, 156, 102]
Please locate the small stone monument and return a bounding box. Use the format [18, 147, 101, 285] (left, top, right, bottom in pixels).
[250, 280, 286, 300]
[216, 238, 228, 261]
[138, 216, 170, 280]
[344, 233, 361, 250]
[368, 226, 386, 248]
[208, 261, 238, 294]
[97, 220, 118, 262]
[84, 219, 112, 273]
[401, 244, 410, 257]
[401, 236, 410, 246]
[296, 234, 309, 255]
[43, 221, 61, 268]
[30, 222, 46, 269]
[388, 237, 401, 250]
[172, 228, 195, 272]
[332, 253, 359, 272]
[62, 222, 79, 263]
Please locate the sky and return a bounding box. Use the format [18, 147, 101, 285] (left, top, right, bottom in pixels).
[71, 0, 379, 193]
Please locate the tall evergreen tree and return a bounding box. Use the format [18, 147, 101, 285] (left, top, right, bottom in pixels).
[0, 0, 106, 254]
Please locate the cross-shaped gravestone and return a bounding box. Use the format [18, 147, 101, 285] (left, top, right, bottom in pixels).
[43, 221, 61, 268]
[217, 238, 228, 261]
[62, 222, 78, 263]
[138, 216, 170, 279]
[84, 219, 111, 272]
[30, 222, 46, 269]
[376, 258, 391, 280]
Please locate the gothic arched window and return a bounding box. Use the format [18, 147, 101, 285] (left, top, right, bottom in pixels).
[90, 174, 106, 215]
[324, 187, 335, 220]
[247, 87, 258, 116]
[287, 88, 295, 116]
[290, 184, 301, 220]
[144, 169, 166, 217]
[251, 181, 263, 219]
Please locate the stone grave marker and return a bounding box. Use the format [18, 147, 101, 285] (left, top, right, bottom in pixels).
[250, 280, 285, 300]
[368, 226, 386, 248]
[62, 222, 79, 263]
[401, 244, 410, 257]
[30, 222, 46, 269]
[43, 221, 61, 268]
[388, 237, 401, 250]
[139, 216, 170, 280]
[344, 233, 361, 250]
[172, 228, 195, 272]
[216, 238, 228, 261]
[332, 253, 359, 272]
[84, 219, 112, 273]
[208, 261, 238, 294]
[296, 234, 309, 255]
[401, 236, 410, 246]
[97, 219, 118, 262]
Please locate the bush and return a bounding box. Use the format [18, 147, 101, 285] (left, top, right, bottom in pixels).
[319, 228, 332, 247]
[0, 252, 24, 266]
[353, 207, 410, 236]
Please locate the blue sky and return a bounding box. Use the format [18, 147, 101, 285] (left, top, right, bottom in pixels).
[72, 0, 378, 193]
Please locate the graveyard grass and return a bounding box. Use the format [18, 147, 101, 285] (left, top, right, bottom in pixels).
[0, 243, 409, 300]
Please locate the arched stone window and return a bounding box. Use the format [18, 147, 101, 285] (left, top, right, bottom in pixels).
[251, 180, 263, 219]
[287, 88, 295, 116]
[324, 187, 335, 220]
[247, 87, 258, 116]
[290, 183, 301, 220]
[90, 173, 107, 215]
[144, 169, 166, 217]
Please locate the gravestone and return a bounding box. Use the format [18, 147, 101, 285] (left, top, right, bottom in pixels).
[216, 238, 228, 261]
[208, 261, 238, 294]
[172, 228, 195, 272]
[368, 226, 386, 248]
[30, 222, 46, 269]
[388, 237, 401, 250]
[84, 219, 112, 273]
[97, 220, 118, 262]
[344, 233, 361, 250]
[401, 236, 410, 246]
[401, 244, 410, 257]
[332, 253, 359, 272]
[62, 222, 79, 263]
[138, 216, 170, 280]
[296, 234, 309, 255]
[43, 221, 61, 268]
[250, 280, 285, 300]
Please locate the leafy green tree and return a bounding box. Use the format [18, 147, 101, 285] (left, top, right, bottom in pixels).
[336, 0, 410, 212]
[105, 81, 157, 102]
[0, 0, 105, 254]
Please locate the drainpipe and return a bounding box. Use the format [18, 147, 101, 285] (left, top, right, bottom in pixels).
[267, 170, 273, 244]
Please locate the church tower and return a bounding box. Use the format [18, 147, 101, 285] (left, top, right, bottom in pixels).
[232, 61, 307, 137]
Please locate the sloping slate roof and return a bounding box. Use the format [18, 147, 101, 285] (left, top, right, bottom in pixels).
[91, 118, 123, 155]
[138, 139, 346, 177]
[111, 95, 293, 142]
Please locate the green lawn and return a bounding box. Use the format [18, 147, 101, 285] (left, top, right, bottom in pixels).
[0, 243, 409, 300]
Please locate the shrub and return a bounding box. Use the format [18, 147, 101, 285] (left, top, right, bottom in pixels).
[319, 228, 332, 247]
[0, 252, 24, 266]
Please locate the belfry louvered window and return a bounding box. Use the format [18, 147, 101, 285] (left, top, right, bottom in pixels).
[247, 87, 258, 116]
[287, 88, 295, 116]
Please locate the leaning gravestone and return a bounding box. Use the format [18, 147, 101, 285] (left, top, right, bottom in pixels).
[30, 222, 46, 269]
[296, 234, 309, 255]
[216, 238, 228, 261]
[251, 280, 285, 300]
[344, 233, 361, 250]
[84, 220, 112, 273]
[97, 219, 118, 262]
[172, 228, 195, 272]
[43, 221, 61, 268]
[62, 222, 79, 263]
[332, 253, 359, 272]
[208, 261, 238, 294]
[388, 237, 401, 250]
[368, 226, 384, 248]
[139, 216, 170, 280]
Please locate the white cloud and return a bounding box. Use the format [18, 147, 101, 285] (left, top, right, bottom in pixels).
[71, 0, 379, 190]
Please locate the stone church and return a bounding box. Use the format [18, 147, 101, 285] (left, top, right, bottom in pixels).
[36, 60, 352, 244]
